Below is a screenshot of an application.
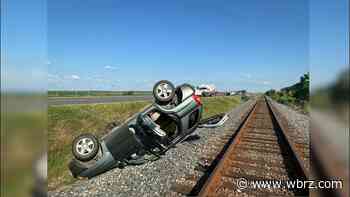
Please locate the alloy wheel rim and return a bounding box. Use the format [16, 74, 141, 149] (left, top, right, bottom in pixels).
[156, 83, 173, 99]
[76, 137, 95, 156]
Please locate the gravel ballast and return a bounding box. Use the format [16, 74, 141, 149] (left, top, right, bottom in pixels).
[49, 100, 255, 197]
[268, 98, 310, 172]
[268, 98, 310, 143]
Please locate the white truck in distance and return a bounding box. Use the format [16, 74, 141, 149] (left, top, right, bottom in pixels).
[195, 84, 216, 97]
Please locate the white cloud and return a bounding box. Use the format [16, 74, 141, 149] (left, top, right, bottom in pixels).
[48, 73, 84, 82]
[71, 75, 80, 80]
[104, 65, 119, 70]
[48, 73, 59, 79]
[95, 78, 110, 83]
[240, 77, 271, 86]
[48, 73, 62, 83]
[238, 73, 270, 85]
[240, 73, 252, 79]
[250, 80, 271, 85]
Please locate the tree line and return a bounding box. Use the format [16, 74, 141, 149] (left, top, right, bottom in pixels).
[265, 73, 309, 106]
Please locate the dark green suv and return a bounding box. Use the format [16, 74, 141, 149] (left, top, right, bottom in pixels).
[69, 80, 203, 178]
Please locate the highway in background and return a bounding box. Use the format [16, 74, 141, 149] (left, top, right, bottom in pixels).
[48, 95, 153, 106]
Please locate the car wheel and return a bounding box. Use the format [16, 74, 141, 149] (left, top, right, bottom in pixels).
[72, 133, 99, 162]
[153, 80, 175, 104]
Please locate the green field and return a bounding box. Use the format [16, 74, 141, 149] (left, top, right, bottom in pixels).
[48, 96, 242, 190]
[48, 90, 152, 97]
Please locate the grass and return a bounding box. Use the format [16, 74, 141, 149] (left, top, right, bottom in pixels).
[48, 101, 151, 189]
[266, 92, 309, 114]
[201, 96, 241, 118]
[48, 96, 242, 190]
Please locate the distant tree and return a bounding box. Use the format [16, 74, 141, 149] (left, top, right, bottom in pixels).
[330, 68, 349, 104]
[294, 72, 309, 101]
[123, 91, 134, 96]
[265, 89, 276, 96]
[264, 73, 309, 112]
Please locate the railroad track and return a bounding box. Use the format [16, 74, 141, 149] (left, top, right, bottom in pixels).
[172, 97, 309, 196]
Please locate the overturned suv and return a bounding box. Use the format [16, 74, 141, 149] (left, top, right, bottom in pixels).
[69, 80, 203, 178]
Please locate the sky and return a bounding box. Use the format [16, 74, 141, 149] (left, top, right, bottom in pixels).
[310, 0, 349, 90]
[1, 0, 47, 92]
[47, 0, 311, 92]
[2, 0, 348, 92]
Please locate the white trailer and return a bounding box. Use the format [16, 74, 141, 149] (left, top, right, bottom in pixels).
[195, 84, 216, 97]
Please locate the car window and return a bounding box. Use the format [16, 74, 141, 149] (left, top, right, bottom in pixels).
[149, 111, 178, 138]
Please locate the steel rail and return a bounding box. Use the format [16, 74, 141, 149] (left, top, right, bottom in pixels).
[197, 98, 309, 196]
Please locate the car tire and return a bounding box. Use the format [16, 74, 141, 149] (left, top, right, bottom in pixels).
[153, 80, 175, 104]
[72, 133, 99, 162]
